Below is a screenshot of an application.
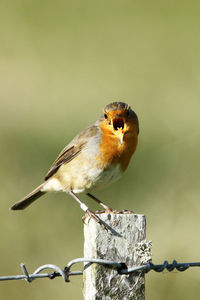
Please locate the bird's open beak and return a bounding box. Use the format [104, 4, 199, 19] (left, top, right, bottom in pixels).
[112, 117, 125, 145]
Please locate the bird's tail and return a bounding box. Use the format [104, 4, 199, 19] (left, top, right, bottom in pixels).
[10, 183, 46, 210]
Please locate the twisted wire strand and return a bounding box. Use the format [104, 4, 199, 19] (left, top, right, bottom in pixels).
[0, 259, 199, 283]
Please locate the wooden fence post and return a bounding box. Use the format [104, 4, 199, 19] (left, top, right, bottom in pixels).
[83, 213, 146, 300]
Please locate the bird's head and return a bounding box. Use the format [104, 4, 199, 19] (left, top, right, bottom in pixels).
[98, 102, 139, 145]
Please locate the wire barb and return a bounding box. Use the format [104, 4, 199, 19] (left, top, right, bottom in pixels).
[20, 263, 32, 282]
[0, 259, 200, 283]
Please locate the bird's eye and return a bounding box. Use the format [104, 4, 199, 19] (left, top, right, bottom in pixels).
[104, 113, 108, 119]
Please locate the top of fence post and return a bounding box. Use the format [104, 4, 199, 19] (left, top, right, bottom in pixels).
[83, 212, 146, 300]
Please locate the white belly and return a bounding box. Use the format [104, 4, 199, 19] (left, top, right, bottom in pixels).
[42, 162, 123, 194]
[86, 163, 123, 192]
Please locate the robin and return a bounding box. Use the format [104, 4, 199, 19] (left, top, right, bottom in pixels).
[11, 102, 139, 228]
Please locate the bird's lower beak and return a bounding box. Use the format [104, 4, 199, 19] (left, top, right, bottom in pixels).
[112, 117, 125, 145]
[116, 128, 124, 144]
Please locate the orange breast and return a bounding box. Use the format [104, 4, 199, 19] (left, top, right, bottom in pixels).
[98, 123, 138, 172]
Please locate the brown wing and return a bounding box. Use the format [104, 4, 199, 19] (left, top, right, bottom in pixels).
[44, 125, 99, 180]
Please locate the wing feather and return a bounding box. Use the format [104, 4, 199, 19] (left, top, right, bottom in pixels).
[45, 125, 99, 180]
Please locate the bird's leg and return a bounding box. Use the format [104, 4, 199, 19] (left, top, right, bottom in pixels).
[87, 193, 113, 212]
[68, 190, 106, 230]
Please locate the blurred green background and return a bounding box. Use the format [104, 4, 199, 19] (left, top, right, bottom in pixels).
[1, 0, 200, 299]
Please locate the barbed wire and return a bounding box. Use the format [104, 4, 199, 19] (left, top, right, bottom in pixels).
[0, 258, 200, 283]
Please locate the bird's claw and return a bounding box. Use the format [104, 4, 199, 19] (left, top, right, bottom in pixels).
[83, 209, 107, 230]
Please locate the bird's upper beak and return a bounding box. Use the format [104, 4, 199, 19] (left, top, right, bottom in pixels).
[112, 116, 125, 145]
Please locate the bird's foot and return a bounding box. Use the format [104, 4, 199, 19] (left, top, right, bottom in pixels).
[96, 209, 134, 214]
[105, 207, 113, 213]
[82, 209, 107, 230]
[94, 207, 113, 213]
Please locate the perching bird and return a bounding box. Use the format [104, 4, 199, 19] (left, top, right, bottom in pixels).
[11, 102, 139, 227]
